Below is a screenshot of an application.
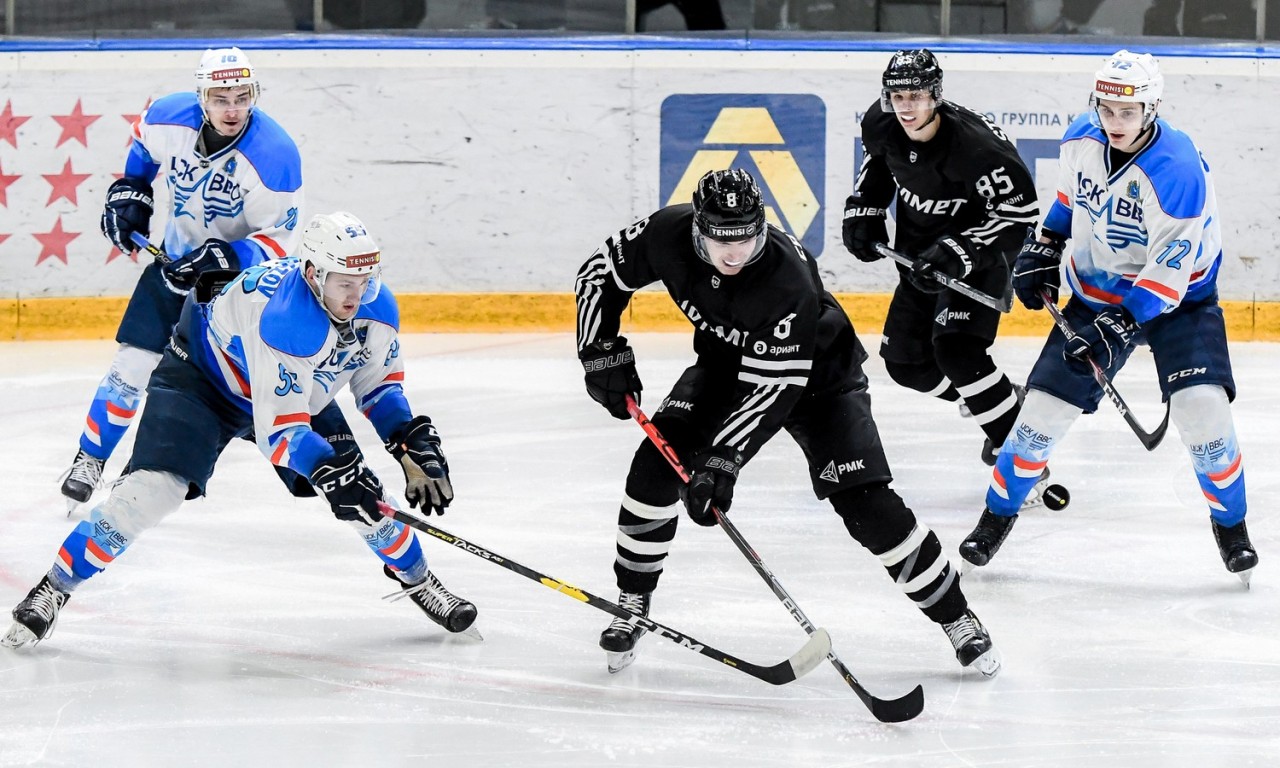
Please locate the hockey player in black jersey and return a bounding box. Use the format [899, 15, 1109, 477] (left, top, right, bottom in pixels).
[575, 168, 1000, 678]
[843, 49, 1039, 469]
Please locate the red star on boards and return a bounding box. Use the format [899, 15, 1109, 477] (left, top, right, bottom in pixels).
[0, 162, 20, 207]
[33, 216, 80, 265]
[43, 158, 92, 206]
[52, 99, 101, 148]
[0, 100, 31, 148]
[121, 97, 152, 146]
[0, 233, 9, 246]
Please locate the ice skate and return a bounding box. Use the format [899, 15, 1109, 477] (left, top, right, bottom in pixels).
[1211, 519, 1258, 588]
[383, 566, 481, 639]
[599, 591, 651, 673]
[959, 508, 1018, 570]
[942, 608, 1000, 678]
[59, 448, 105, 515]
[1, 575, 70, 649]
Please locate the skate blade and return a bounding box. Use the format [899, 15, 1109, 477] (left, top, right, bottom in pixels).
[0, 622, 37, 649]
[456, 625, 484, 641]
[968, 647, 1002, 679]
[1236, 568, 1254, 589]
[606, 649, 638, 674]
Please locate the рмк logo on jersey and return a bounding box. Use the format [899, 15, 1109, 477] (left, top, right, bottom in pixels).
[660, 94, 826, 256]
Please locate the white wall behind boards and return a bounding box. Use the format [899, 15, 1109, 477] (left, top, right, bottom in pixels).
[0, 46, 1275, 300]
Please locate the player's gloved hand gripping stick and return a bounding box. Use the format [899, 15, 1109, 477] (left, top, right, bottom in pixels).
[626, 395, 925, 723]
[874, 242, 1013, 313]
[1040, 290, 1170, 450]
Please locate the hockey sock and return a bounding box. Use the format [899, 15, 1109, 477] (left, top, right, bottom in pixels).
[79, 345, 162, 461]
[50, 469, 187, 591]
[883, 359, 960, 402]
[985, 390, 1080, 516]
[613, 493, 680, 595]
[831, 484, 964, 623]
[935, 336, 1019, 444]
[350, 517, 428, 584]
[1172, 385, 1247, 527]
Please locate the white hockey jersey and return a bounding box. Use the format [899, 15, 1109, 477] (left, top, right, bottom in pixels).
[185, 258, 411, 477]
[126, 91, 303, 266]
[1042, 115, 1223, 324]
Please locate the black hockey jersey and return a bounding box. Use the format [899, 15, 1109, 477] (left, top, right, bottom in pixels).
[856, 100, 1038, 272]
[575, 204, 866, 462]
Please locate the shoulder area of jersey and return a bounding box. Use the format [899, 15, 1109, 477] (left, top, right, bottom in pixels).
[140, 92, 204, 130]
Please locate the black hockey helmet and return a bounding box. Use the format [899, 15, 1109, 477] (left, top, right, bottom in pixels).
[881, 49, 943, 111]
[691, 168, 768, 267]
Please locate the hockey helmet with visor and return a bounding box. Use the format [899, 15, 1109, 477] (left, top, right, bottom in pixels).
[691, 168, 768, 273]
[1089, 50, 1163, 132]
[299, 212, 383, 323]
[880, 49, 943, 114]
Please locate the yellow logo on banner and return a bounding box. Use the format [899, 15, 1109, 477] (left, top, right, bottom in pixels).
[664, 107, 820, 239]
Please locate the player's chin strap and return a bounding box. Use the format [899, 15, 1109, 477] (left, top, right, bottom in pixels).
[624, 395, 925, 724]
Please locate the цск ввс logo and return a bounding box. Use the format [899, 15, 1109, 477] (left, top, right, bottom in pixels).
[660, 94, 826, 256]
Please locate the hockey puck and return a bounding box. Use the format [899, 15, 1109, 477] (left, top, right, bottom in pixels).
[1043, 484, 1070, 510]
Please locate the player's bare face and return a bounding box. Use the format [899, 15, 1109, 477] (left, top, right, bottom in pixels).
[203, 86, 254, 137]
[889, 90, 939, 141]
[322, 274, 371, 321]
[703, 236, 760, 276]
[1095, 99, 1150, 152]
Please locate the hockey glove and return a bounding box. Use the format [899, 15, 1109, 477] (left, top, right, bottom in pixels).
[385, 415, 454, 514]
[908, 235, 977, 294]
[1064, 305, 1138, 372]
[580, 336, 642, 420]
[100, 177, 154, 255]
[679, 446, 743, 527]
[310, 450, 385, 526]
[162, 238, 241, 290]
[1013, 230, 1066, 311]
[841, 195, 889, 263]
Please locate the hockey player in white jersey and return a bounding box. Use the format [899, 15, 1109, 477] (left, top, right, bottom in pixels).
[4, 212, 477, 648]
[60, 47, 304, 511]
[958, 51, 1257, 584]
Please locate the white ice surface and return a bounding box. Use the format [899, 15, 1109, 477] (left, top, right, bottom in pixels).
[1, 333, 1278, 767]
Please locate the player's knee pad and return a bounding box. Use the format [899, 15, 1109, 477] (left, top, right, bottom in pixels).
[1171, 384, 1233, 445]
[932, 334, 995, 384]
[883, 359, 947, 396]
[110, 344, 164, 392]
[829, 482, 917, 553]
[91, 469, 188, 542]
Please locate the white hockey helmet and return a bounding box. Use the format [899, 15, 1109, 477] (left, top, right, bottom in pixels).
[299, 212, 383, 314]
[1090, 50, 1163, 129]
[195, 47, 261, 105]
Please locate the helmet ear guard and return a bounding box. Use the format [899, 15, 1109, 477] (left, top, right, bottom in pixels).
[690, 168, 768, 268]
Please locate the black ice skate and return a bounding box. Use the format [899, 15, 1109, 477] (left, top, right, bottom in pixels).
[1, 575, 70, 649]
[942, 608, 1001, 678]
[383, 566, 481, 639]
[599, 591, 651, 674]
[1211, 519, 1258, 587]
[959, 508, 1018, 569]
[59, 448, 105, 513]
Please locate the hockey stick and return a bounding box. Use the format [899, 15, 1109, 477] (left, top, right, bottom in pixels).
[375, 501, 831, 686]
[874, 243, 1013, 313]
[130, 231, 170, 264]
[1040, 291, 1170, 450]
[626, 397, 925, 723]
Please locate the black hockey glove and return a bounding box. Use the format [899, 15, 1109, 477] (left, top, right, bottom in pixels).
[841, 195, 888, 263]
[679, 446, 743, 527]
[1064, 305, 1138, 372]
[310, 450, 386, 526]
[580, 336, 642, 420]
[385, 415, 453, 514]
[1013, 230, 1066, 311]
[100, 177, 154, 255]
[908, 235, 977, 294]
[162, 238, 241, 290]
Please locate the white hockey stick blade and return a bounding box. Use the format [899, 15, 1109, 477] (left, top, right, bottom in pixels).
[789, 628, 833, 679]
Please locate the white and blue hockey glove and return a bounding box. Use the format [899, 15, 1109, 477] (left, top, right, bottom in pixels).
[1064, 306, 1138, 371]
[310, 451, 385, 526]
[386, 416, 453, 514]
[100, 177, 154, 255]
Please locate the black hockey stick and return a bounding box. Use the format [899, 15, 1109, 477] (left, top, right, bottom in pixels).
[1040, 291, 1170, 450]
[626, 397, 925, 723]
[130, 231, 170, 264]
[874, 243, 1013, 313]
[375, 501, 831, 686]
